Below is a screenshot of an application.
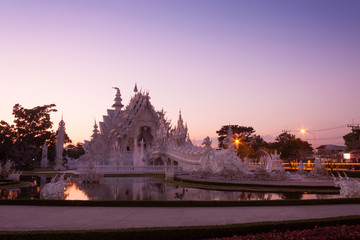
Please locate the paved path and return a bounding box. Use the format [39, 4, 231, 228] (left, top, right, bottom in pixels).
[1, 204, 360, 231]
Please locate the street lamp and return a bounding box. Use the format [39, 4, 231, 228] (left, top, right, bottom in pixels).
[301, 129, 317, 160]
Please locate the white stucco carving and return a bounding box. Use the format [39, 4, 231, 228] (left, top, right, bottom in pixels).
[40, 174, 71, 200]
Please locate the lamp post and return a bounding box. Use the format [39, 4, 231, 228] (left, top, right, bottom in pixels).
[301, 129, 317, 160]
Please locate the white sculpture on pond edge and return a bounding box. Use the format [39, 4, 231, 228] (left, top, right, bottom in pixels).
[7, 170, 23, 181]
[298, 160, 305, 175]
[271, 151, 284, 171]
[258, 149, 272, 173]
[4, 160, 13, 173]
[40, 174, 71, 200]
[79, 161, 103, 184]
[308, 157, 330, 179]
[332, 172, 360, 198]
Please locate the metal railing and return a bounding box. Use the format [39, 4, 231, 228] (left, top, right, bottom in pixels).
[89, 165, 182, 174]
[282, 162, 360, 171]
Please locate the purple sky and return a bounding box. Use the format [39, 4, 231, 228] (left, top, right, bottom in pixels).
[1, 0, 359, 147]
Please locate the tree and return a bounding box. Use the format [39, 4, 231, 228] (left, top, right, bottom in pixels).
[275, 131, 296, 145]
[0, 103, 73, 169]
[343, 129, 360, 150]
[12, 104, 59, 169]
[0, 121, 16, 163]
[236, 143, 253, 160]
[270, 131, 296, 151]
[63, 143, 85, 159]
[250, 134, 269, 151]
[216, 125, 255, 149]
[216, 125, 268, 159]
[279, 138, 313, 166]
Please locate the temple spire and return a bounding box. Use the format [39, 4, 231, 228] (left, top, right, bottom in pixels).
[54, 118, 66, 170]
[134, 83, 138, 93]
[41, 140, 48, 168]
[92, 119, 99, 138]
[112, 87, 124, 111]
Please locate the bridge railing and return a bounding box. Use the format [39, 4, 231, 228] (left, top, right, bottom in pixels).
[166, 147, 204, 161]
[84, 165, 182, 174]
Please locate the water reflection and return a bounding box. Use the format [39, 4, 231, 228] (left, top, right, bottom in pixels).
[0, 188, 21, 199]
[0, 175, 39, 200]
[65, 182, 89, 200]
[0, 176, 341, 201]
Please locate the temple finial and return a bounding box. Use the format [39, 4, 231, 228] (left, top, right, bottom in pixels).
[134, 83, 138, 93]
[92, 118, 99, 137]
[112, 87, 124, 110]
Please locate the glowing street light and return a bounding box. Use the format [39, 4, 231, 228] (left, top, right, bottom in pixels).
[300, 129, 317, 160]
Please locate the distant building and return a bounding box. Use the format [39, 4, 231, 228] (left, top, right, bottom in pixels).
[317, 145, 345, 162]
[317, 145, 346, 154]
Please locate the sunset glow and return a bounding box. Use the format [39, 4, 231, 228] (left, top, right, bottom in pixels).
[1, 1, 359, 147]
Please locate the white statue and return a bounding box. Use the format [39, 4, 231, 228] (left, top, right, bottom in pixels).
[40, 174, 71, 200]
[8, 170, 23, 181]
[271, 151, 284, 171]
[202, 136, 212, 148]
[258, 149, 272, 173]
[332, 172, 360, 198]
[79, 161, 103, 184]
[4, 160, 13, 173]
[298, 160, 305, 174]
[309, 157, 330, 179]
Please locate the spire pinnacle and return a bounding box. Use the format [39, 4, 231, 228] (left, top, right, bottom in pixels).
[92, 119, 99, 138]
[178, 110, 183, 123]
[134, 83, 138, 93]
[112, 87, 124, 110]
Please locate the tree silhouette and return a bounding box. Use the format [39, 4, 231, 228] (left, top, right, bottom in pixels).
[216, 125, 268, 159]
[0, 103, 71, 169]
[343, 129, 360, 150]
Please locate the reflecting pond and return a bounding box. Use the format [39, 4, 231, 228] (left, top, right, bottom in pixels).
[0, 176, 341, 201]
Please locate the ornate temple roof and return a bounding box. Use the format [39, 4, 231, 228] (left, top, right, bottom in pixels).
[123, 91, 159, 129]
[96, 86, 160, 140]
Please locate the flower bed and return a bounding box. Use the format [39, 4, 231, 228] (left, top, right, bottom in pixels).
[211, 224, 360, 240]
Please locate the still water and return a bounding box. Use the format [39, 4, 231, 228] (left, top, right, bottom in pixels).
[0, 176, 340, 201]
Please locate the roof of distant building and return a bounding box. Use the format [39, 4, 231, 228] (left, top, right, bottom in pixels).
[317, 144, 346, 151]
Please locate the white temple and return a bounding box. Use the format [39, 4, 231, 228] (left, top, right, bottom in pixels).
[80, 85, 200, 172]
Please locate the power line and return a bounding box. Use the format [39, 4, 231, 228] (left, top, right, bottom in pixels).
[302, 136, 344, 141]
[310, 125, 347, 132]
[347, 123, 360, 131]
[289, 125, 347, 133]
[262, 130, 282, 136]
[261, 124, 349, 139]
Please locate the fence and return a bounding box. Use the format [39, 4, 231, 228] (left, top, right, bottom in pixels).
[283, 162, 360, 171]
[78, 165, 182, 174]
